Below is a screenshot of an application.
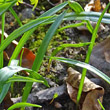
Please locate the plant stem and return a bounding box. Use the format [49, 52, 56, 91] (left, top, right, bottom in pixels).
[76, 2, 110, 108]
[0, 13, 5, 68]
[9, 7, 23, 27]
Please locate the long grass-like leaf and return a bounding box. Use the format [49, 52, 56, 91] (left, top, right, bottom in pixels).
[0, 13, 5, 68]
[0, 62, 48, 103]
[40, 1, 68, 17]
[57, 22, 86, 32]
[68, 0, 83, 13]
[9, 7, 22, 26]
[51, 57, 110, 84]
[22, 10, 67, 103]
[32, 11, 67, 71]
[48, 42, 90, 71]
[0, 0, 17, 15]
[6, 75, 44, 83]
[0, 16, 53, 53]
[9, 1, 68, 62]
[97, 99, 105, 110]
[64, 12, 110, 24]
[68, 0, 93, 33]
[77, 2, 110, 106]
[8, 102, 41, 110]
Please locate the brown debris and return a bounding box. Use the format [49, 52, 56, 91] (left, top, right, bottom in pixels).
[66, 67, 104, 110]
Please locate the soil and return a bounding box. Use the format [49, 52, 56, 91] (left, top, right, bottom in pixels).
[1, 0, 110, 110]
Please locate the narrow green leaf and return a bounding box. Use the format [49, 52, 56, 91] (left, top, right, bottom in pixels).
[0, 0, 17, 15]
[0, 65, 48, 103]
[6, 75, 44, 83]
[77, 2, 110, 106]
[64, 12, 110, 24]
[51, 42, 90, 57]
[22, 10, 67, 103]
[97, 99, 105, 110]
[40, 1, 68, 17]
[9, 7, 22, 26]
[57, 22, 86, 32]
[9, 1, 68, 62]
[48, 42, 90, 71]
[51, 57, 110, 84]
[0, 16, 53, 53]
[0, 12, 5, 68]
[68, 0, 93, 33]
[8, 102, 41, 110]
[32, 11, 66, 72]
[68, 0, 83, 13]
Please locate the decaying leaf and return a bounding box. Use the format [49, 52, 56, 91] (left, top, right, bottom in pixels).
[84, 0, 102, 12]
[66, 67, 104, 110]
[90, 37, 110, 72]
[5, 43, 36, 69]
[90, 37, 110, 92]
[2, 92, 13, 109]
[0, 31, 36, 69]
[1, 92, 19, 110]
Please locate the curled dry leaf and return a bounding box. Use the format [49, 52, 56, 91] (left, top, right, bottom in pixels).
[0, 30, 35, 69]
[84, 0, 102, 12]
[66, 67, 104, 110]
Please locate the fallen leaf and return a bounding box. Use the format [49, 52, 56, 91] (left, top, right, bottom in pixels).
[0, 30, 36, 69]
[90, 37, 110, 92]
[2, 92, 13, 109]
[66, 67, 104, 110]
[84, 0, 102, 12]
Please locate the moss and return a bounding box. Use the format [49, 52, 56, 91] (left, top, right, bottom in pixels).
[26, 25, 69, 55]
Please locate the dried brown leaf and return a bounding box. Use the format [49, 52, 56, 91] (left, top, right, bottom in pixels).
[84, 0, 102, 12]
[0, 31, 36, 69]
[66, 67, 104, 110]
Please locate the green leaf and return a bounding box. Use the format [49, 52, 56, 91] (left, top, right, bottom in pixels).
[9, 1, 68, 63]
[51, 57, 110, 84]
[0, 16, 53, 53]
[6, 75, 44, 83]
[0, 64, 48, 103]
[32, 10, 67, 72]
[68, 0, 84, 13]
[97, 99, 105, 110]
[22, 10, 67, 103]
[53, 93, 58, 99]
[50, 42, 90, 57]
[48, 42, 90, 71]
[40, 1, 68, 17]
[57, 21, 86, 32]
[9, 7, 22, 26]
[76, 2, 110, 105]
[30, 0, 38, 11]
[8, 102, 41, 110]
[64, 12, 110, 24]
[0, 0, 17, 15]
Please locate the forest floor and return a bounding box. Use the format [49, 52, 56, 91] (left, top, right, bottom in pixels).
[1, 0, 110, 110]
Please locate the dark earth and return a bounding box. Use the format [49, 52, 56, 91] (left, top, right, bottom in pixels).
[0, 0, 110, 110]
